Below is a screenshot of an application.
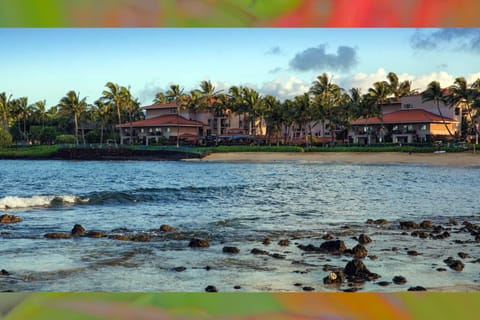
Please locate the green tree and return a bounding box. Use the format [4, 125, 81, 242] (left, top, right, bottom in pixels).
[58, 91, 87, 145]
[166, 84, 186, 147]
[422, 81, 454, 138]
[0, 127, 12, 147]
[92, 99, 111, 145]
[102, 82, 125, 144]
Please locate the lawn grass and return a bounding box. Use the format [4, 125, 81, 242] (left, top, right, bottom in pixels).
[0, 145, 59, 158]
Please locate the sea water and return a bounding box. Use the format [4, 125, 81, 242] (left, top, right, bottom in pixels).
[0, 160, 479, 292]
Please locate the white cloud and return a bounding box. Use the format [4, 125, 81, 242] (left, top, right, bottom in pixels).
[259, 76, 310, 101]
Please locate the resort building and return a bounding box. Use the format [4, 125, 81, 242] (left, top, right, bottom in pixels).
[348, 94, 462, 144]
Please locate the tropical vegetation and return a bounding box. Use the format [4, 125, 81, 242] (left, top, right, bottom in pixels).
[0, 72, 479, 147]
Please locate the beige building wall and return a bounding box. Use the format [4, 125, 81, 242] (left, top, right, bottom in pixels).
[430, 123, 455, 135]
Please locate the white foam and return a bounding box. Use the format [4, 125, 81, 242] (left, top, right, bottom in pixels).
[0, 195, 80, 210]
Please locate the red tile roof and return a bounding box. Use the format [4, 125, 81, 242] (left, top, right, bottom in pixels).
[143, 103, 178, 110]
[117, 115, 206, 128]
[351, 109, 457, 125]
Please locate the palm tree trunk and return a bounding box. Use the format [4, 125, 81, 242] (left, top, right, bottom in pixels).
[100, 124, 104, 145]
[117, 104, 122, 145]
[436, 99, 454, 138]
[74, 113, 79, 145]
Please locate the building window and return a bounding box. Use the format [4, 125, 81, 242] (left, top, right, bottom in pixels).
[155, 128, 162, 132]
[167, 128, 171, 133]
[149, 128, 153, 133]
[141, 128, 144, 133]
[455, 107, 460, 116]
[420, 124, 427, 131]
[402, 103, 413, 109]
[170, 108, 178, 114]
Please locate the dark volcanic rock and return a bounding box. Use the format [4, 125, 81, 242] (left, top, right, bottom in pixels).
[393, 276, 407, 285]
[86, 231, 105, 238]
[160, 224, 176, 232]
[323, 271, 345, 285]
[251, 248, 269, 255]
[0, 214, 23, 223]
[377, 281, 391, 286]
[302, 286, 315, 291]
[108, 234, 129, 241]
[436, 268, 447, 272]
[44, 232, 72, 239]
[223, 246, 240, 254]
[205, 285, 217, 292]
[419, 220, 433, 229]
[270, 253, 286, 259]
[418, 232, 429, 239]
[408, 286, 427, 291]
[444, 257, 464, 271]
[1, 269, 9, 276]
[367, 219, 388, 225]
[234, 285, 241, 290]
[400, 221, 419, 230]
[344, 259, 380, 281]
[458, 252, 470, 259]
[407, 250, 421, 256]
[173, 266, 186, 272]
[189, 238, 210, 248]
[358, 234, 372, 245]
[320, 240, 346, 254]
[278, 239, 290, 246]
[130, 234, 149, 242]
[71, 224, 86, 236]
[352, 244, 368, 258]
[298, 244, 321, 252]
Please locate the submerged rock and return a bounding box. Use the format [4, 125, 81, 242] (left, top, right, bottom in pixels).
[377, 281, 391, 286]
[262, 238, 271, 245]
[351, 244, 368, 258]
[234, 285, 241, 290]
[408, 286, 427, 291]
[407, 250, 421, 256]
[302, 286, 315, 291]
[1, 269, 9, 276]
[392, 276, 407, 285]
[160, 224, 176, 232]
[270, 253, 286, 259]
[251, 248, 269, 255]
[320, 240, 346, 254]
[44, 232, 72, 239]
[223, 246, 240, 254]
[205, 285, 217, 292]
[400, 221, 419, 230]
[173, 266, 186, 272]
[458, 252, 470, 259]
[419, 220, 433, 229]
[0, 214, 22, 224]
[71, 224, 86, 236]
[278, 239, 290, 246]
[189, 238, 210, 248]
[358, 234, 372, 245]
[108, 234, 129, 241]
[444, 257, 464, 271]
[366, 219, 388, 225]
[130, 234, 150, 242]
[85, 231, 105, 238]
[322, 234, 334, 240]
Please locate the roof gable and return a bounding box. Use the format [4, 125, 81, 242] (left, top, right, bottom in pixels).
[351, 109, 457, 125]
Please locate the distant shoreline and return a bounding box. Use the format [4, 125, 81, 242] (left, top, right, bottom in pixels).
[199, 152, 480, 167]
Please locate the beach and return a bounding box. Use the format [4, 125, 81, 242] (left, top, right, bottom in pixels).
[200, 152, 480, 167]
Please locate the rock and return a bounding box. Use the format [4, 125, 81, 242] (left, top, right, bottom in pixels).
[436, 268, 447, 272]
[444, 257, 464, 271]
[367, 219, 388, 225]
[71, 224, 86, 236]
[205, 285, 217, 292]
[293, 283, 302, 287]
[400, 221, 419, 230]
[411, 231, 419, 237]
[298, 244, 321, 252]
[458, 252, 470, 259]
[391, 247, 399, 252]
[234, 285, 241, 290]
[302, 286, 315, 291]
[407, 250, 421, 256]
[270, 253, 286, 259]
[278, 239, 290, 246]
[262, 238, 271, 245]
[1, 269, 9, 276]
[322, 234, 334, 240]
[108, 234, 129, 241]
[86, 231, 105, 238]
[358, 234, 372, 245]
[251, 248, 269, 255]
[344, 259, 380, 281]
[393, 276, 407, 285]
[368, 255, 378, 260]
[173, 266, 186, 272]
[129, 234, 149, 242]
[449, 219, 459, 226]
[160, 224, 176, 232]
[475, 235, 480, 242]
[189, 238, 210, 248]
[352, 244, 368, 258]
[342, 287, 360, 292]
[320, 240, 346, 254]
[408, 286, 427, 291]
[432, 225, 445, 233]
[418, 232, 429, 239]
[419, 220, 433, 229]
[204, 266, 211, 271]
[223, 246, 240, 254]
[0, 214, 22, 223]
[323, 271, 344, 285]
[377, 281, 391, 286]
[44, 232, 72, 239]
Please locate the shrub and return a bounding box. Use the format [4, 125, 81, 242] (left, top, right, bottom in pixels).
[55, 134, 76, 144]
[0, 128, 13, 147]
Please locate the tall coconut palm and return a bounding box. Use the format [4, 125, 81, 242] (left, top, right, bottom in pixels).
[166, 84, 186, 147]
[58, 91, 87, 145]
[293, 93, 314, 146]
[422, 81, 454, 138]
[92, 99, 111, 145]
[16, 97, 31, 143]
[153, 92, 167, 104]
[241, 87, 263, 139]
[102, 82, 125, 144]
[34, 100, 47, 128]
[0, 92, 12, 131]
[263, 95, 283, 145]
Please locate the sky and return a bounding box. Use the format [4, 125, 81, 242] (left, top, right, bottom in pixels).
[1, 28, 480, 108]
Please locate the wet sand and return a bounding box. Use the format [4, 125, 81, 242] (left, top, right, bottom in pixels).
[199, 152, 480, 167]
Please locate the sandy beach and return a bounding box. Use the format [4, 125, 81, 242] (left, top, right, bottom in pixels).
[199, 152, 480, 167]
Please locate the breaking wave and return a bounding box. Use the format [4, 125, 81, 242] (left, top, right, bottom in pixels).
[0, 195, 81, 210]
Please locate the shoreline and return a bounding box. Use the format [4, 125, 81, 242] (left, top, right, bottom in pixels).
[198, 152, 480, 167]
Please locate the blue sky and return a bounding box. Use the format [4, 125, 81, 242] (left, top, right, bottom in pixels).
[1, 28, 479, 108]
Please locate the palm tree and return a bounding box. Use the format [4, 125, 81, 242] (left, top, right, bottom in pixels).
[153, 92, 167, 104]
[293, 93, 313, 146]
[16, 97, 31, 143]
[102, 82, 125, 144]
[166, 84, 185, 147]
[34, 100, 47, 128]
[58, 91, 87, 145]
[241, 87, 263, 140]
[422, 81, 454, 138]
[0, 92, 12, 131]
[92, 99, 111, 145]
[263, 95, 283, 145]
